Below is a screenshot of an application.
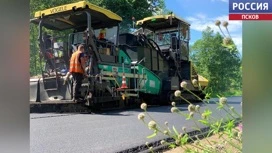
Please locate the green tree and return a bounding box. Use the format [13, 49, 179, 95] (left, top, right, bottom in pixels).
[101, 0, 166, 33]
[190, 27, 242, 96]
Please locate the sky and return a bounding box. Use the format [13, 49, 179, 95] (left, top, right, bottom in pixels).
[164, 0, 242, 55]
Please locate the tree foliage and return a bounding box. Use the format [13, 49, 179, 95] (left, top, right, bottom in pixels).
[190, 27, 242, 96]
[101, 0, 166, 33]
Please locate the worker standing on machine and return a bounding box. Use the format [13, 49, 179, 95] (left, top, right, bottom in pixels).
[64, 30, 89, 85]
[98, 28, 106, 40]
[69, 44, 88, 103]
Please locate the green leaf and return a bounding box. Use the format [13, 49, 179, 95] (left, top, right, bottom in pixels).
[205, 93, 211, 100]
[172, 126, 179, 136]
[169, 144, 176, 149]
[203, 109, 212, 117]
[224, 119, 235, 131]
[207, 130, 214, 137]
[146, 132, 157, 139]
[198, 120, 209, 126]
[181, 134, 189, 145]
[186, 116, 191, 120]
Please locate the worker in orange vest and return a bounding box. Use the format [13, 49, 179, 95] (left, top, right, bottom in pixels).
[69, 44, 88, 103]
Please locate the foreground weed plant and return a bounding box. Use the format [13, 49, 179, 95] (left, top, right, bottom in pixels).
[138, 79, 242, 153]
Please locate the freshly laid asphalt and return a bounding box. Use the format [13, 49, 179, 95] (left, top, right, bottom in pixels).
[30, 96, 242, 153]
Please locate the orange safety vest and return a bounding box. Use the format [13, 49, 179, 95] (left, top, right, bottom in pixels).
[69, 51, 84, 74]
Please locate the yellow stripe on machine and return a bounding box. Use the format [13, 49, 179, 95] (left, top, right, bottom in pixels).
[34, 1, 122, 22]
[136, 14, 190, 26]
[198, 75, 209, 87]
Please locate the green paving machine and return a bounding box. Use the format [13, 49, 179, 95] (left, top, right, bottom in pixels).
[118, 14, 209, 105]
[29, 1, 208, 112]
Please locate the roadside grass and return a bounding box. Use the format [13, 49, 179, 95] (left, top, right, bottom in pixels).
[163, 126, 241, 153]
[138, 80, 242, 153]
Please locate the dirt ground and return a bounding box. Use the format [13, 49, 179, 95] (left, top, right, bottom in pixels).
[163, 128, 242, 153]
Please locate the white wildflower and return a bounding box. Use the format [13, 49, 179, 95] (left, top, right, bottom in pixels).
[163, 130, 169, 135]
[222, 21, 228, 27]
[148, 120, 157, 129]
[140, 103, 147, 110]
[219, 97, 227, 105]
[215, 20, 221, 26]
[192, 79, 198, 86]
[180, 81, 188, 88]
[160, 140, 166, 145]
[137, 113, 145, 120]
[195, 105, 200, 112]
[174, 90, 181, 97]
[188, 104, 196, 112]
[171, 107, 179, 113]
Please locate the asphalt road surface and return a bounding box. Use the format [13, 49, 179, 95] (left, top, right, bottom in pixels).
[30, 96, 242, 153]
